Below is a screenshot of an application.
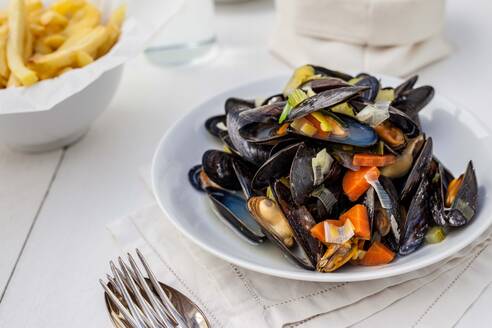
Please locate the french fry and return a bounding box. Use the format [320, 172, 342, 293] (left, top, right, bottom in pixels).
[35, 38, 52, 54]
[43, 33, 66, 49]
[7, 0, 38, 86]
[32, 25, 108, 73]
[30, 22, 45, 36]
[26, 0, 43, 13]
[97, 4, 126, 57]
[24, 27, 33, 61]
[57, 26, 91, 50]
[74, 50, 92, 67]
[51, 0, 85, 16]
[0, 10, 7, 25]
[7, 72, 20, 87]
[40, 10, 68, 27]
[58, 66, 72, 75]
[0, 25, 9, 79]
[63, 3, 100, 36]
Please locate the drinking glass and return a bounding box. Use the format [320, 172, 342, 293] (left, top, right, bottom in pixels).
[145, 0, 217, 66]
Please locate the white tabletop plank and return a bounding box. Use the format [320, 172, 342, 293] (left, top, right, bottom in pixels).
[0, 146, 61, 299]
[1, 0, 492, 327]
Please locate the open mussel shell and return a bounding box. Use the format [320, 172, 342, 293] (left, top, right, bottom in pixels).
[311, 65, 354, 81]
[207, 187, 266, 244]
[354, 74, 380, 103]
[273, 180, 322, 268]
[431, 161, 478, 227]
[399, 173, 431, 255]
[188, 165, 206, 192]
[239, 120, 287, 144]
[394, 75, 418, 97]
[237, 102, 285, 128]
[400, 137, 433, 203]
[286, 86, 368, 121]
[289, 143, 317, 205]
[205, 115, 227, 138]
[224, 97, 255, 114]
[367, 177, 402, 252]
[289, 114, 378, 147]
[226, 103, 272, 165]
[301, 77, 350, 93]
[252, 142, 301, 190]
[289, 143, 342, 206]
[392, 85, 435, 116]
[202, 150, 241, 191]
[387, 106, 421, 139]
[246, 194, 316, 270]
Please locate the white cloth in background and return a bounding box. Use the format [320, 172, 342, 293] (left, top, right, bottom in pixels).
[270, 0, 452, 77]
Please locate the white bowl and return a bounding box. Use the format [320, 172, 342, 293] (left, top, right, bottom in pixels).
[0, 65, 123, 152]
[152, 75, 492, 282]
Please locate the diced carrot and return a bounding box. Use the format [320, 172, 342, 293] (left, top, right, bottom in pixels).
[277, 123, 290, 136]
[359, 241, 395, 266]
[339, 204, 371, 240]
[352, 153, 397, 167]
[342, 167, 380, 202]
[310, 219, 341, 242]
[304, 115, 330, 138]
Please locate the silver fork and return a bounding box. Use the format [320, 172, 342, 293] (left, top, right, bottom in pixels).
[100, 249, 209, 328]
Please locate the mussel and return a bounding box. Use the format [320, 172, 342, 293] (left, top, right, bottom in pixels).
[430, 161, 478, 227]
[204, 115, 227, 138]
[202, 150, 241, 191]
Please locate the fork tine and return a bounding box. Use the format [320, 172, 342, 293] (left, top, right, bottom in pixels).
[127, 253, 176, 328]
[136, 249, 189, 328]
[119, 257, 162, 328]
[111, 261, 149, 328]
[100, 279, 141, 328]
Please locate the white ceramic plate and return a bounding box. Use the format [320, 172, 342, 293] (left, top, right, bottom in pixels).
[152, 75, 492, 282]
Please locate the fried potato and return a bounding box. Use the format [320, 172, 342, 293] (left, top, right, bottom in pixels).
[0, 25, 9, 79]
[7, 72, 20, 87]
[43, 33, 66, 49]
[63, 3, 100, 36]
[0, 0, 125, 88]
[32, 25, 108, 73]
[98, 4, 126, 57]
[7, 0, 38, 86]
[51, 0, 85, 16]
[74, 50, 92, 67]
[40, 10, 68, 28]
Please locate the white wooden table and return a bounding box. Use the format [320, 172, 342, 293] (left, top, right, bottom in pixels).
[0, 0, 491, 326]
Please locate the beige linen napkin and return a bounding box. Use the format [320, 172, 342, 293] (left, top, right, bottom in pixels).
[294, 0, 445, 46]
[270, 0, 452, 77]
[108, 202, 491, 327]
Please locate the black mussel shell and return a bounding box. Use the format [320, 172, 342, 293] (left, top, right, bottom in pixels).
[311, 65, 354, 81]
[207, 187, 266, 243]
[232, 159, 257, 199]
[388, 106, 421, 138]
[205, 115, 227, 138]
[290, 143, 318, 205]
[273, 180, 322, 268]
[202, 150, 241, 191]
[302, 78, 350, 93]
[394, 75, 418, 97]
[431, 161, 478, 227]
[252, 143, 301, 190]
[239, 120, 286, 144]
[238, 102, 285, 128]
[226, 104, 272, 165]
[392, 86, 434, 116]
[400, 137, 433, 203]
[399, 174, 431, 255]
[287, 86, 368, 121]
[355, 74, 380, 103]
[269, 138, 302, 157]
[225, 97, 255, 114]
[188, 164, 205, 192]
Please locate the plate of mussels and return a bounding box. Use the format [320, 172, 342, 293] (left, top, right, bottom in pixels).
[152, 65, 491, 282]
